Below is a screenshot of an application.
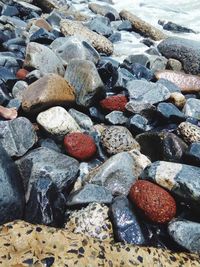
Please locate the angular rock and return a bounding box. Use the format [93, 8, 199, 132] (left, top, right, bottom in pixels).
[88, 3, 120, 21]
[158, 20, 196, 34]
[100, 95, 128, 112]
[33, 0, 61, 12]
[37, 106, 80, 137]
[0, 117, 37, 157]
[183, 98, 200, 120]
[178, 122, 200, 144]
[105, 111, 128, 125]
[29, 28, 56, 44]
[86, 16, 113, 37]
[156, 78, 181, 93]
[22, 74, 75, 113]
[68, 108, 93, 131]
[157, 102, 186, 123]
[128, 114, 154, 134]
[183, 142, 200, 166]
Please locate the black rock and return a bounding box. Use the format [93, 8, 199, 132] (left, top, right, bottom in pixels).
[110, 196, 146, 244]
[157, 102, 186, 123]
[183, 142, 200, 167]
[89, 106, 105, 122]
[117, 20, 132, 31]
[141, 38, 155, 47]
[108, 32, 121, 43]
[114, 67, 136, 89]
[0, 30, 9, 44]
[129, 63, 154, 81]
[97, 60, 118, 88]
[156, 78, 181, 93]
[0, 144, 25, 224]
[158, 20, 196, 34]
[14, 1, 42, 19]
[0, 83, 10, 104]
[30, 28, 56, 44]
[0, 67, 17, 87]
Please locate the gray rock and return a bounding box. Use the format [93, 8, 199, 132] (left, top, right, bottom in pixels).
[68, 108, 93, 131]
[156, 78, 181, 93]
[0, 117, 37, 157]
[141, 160, 200, 204]
[183, 98, 200, 120]
[66, 184, 113, 206]
[105, 111, 128, 125]
[88, 3, 120, 21]
[12, 80, 28, 101]
[158, 37, 200, 74]
[168, 219, 200, 253]
[86, 16, 113, 37]
[64, 59, 104, 107]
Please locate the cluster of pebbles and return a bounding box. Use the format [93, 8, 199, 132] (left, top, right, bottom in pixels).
[1, 0, 200, 265]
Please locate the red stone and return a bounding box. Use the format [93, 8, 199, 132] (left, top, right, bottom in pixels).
[16, 69, 29, 80]
[100, 95, 128, 112]
[64, 132, 97, 161]
[129, 180, 176, 223]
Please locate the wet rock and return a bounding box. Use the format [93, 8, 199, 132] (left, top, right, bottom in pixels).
[123, 54, 150, 68]
[100, 95, 128, 112]
[60, 19, 113, 55]
[166, 58, 182, 72]
[170, 92, 186, 108]
[65, 203, 113, 241]
[12, 80, 28, 101]
[183, 142, 200, 167]
[128, 114, 154, 134]
[178, 122, 200, 144]
[30, 18, 52, 31]
[101, 126, 140, 155]
[105, 111, 128, 125]
[88, 3, 120, 21]
[141, 160, 200, 204]
[168, 219, 200, 253]
[110, 196, 146, 244]
[158, 37, 200, 74]
[37, 106, 80, 137]
[129, 63, 154, 81]
[183, 98, 200, 120]
[158, 20, 196, 34]
[114, 67, 135, 88]
[0, 144, 25, 224]
[155, 70, 200, 93]
[29, 28, 56, 44]
[26, 69, 42, 83]
[108, 32, 121, 43]
[120, 10, 167, 41]
[157, 103, 186, 123]
[22, 74, 75, 114]
[66, 184, 113, 206]
[24, 42, 65, 76]
[117, 20, 132, 31]
[0, 117, 37, 157]
[129, 180, 176, 223]
[89, 106, 105, 123]
[64, 59, 104, 107]
[68, 108, 93, 131]
[86, 16, 113, 37]
[156, 78, 181, 93]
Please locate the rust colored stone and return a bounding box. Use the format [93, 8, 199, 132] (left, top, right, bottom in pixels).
[16, 69, 29, 80]
[100, 95, 128, 112]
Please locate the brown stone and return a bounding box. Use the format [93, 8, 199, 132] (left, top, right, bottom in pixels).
[155, 70, 200, 93]
[170, 92, 186, 108]
[22, 74, 75, 113]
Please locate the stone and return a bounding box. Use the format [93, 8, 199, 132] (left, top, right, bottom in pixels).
[128, 114, 154, 134]
[31, 18, 52, 31]
[29, 28, 56, 44]
[65, 203, 113, 241]
[130, 63, 154, 81]
[183, 98, 200, 120]
[0, 117, 37, 157]
[64, 132, 97, 161]
[22, 74, 75, 114]
[64, 59, 104, 107]
[125, 101, 155, 114]
[155, 70, 200, 93]
[183, 142, 200, 167]
[105, 111, 128, 125]
[68, 108, 93, 131]
[166, 58, 182, 72]
[12, 81, 28, 101]
[24, 42, 65, 76]
[168, 219, 200, 253]
[110, 196, 146, 244]
[0, 145, 25, 224]
[118, 20, 132, 31]
[100, 95, 128, 112]
[14, 1, 42, 16]
[119, 10, 167, 41]
[16, 68, 29, 79]
[108, 32, 121, 43]
[38, 138, 61, 153]
[158, 20, 196, 34]
[158, 37, 200, 74]
[178, 122, 200, 144]
[37, 106, 80, 137]
[60, 19, 113, 55]
[86, 16, 113, 37]
[33, 0, 61, 12]
[169, 92, 186, 108]
[101, 126, 140, 155]
[141, 161, 200, 205]
[156, 78, 181, 93]
[129, 180, 176, 223]
[66, 184, 113, 206]
[157, 103, 186, 123]
[88, 3, 120, 21]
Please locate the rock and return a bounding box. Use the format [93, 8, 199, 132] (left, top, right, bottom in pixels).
[88, 3, 120, 21]
[12, 80, 28, 101]
[178, 122, 200, 144]
[65, 203, 113, 241]
[166, 58, 182, 72]
[66, 184, 113, 206]
[130, 63, 154, 81]
[0, 67, 17, 87]
[38, 138, 61, 153]
[100, 95, 127, 111]
[29, 28, 56, 44]
[0, 117, 37, 157]
[30, 18, 52, 31]
[64, 59, 104, 107]
[105, 111, 128, 125]
[22, 74, 75, 114]
[119, 10, 167, 41]
[125, 101, 155, 114]
[60, 19, 113, 55]
[157, 103, 186, 123]
[0, 145, 25, 224]
[110, 196, 146, 244]
[158, 20, 196, 34]
[14, 1, 42, 16]
[183, 98, 200, 120]
[168, 219, 200, 253]
[141, 161, 200, 204]
[156, 78, 181, 93]
[68, 108, 93, 131]
[33, 0, 61, 12]
[129, 180, 176, 223]
[155, 70, 200, 93]
[183, 142, 200, 166]
[158, 37, 200, 74]
[86, 16, 113, 37]
[37, 106, 80, 137]
[24, 42, 65, 76]
[16, 68, 29, 80]
[128, 114, 154, 134]
[64, 132, 97, 161]
[101, 126, 140, 155]
[108, 32, 121, 43]
[118, 20, 132, 31]
[169, 92, 186, 108]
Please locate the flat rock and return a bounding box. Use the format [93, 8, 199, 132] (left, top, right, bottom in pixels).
[22, 74, 75, 113]
[37, 106, 80, 137]
[183, 98, 200, 120]
[0, 117, 37, 157]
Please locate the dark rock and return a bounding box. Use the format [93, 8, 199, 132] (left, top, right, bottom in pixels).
[108, 32, 121, 43]
[0, 144, 25, 224]
[183, 98, 200, 120]
[128, 114, 154, 134]
[114, 67, 136, 89]
[129, 63, 154, 81]
[30, 28, 56, 44]
[110, 196, 146, 244]
[157, 103, 186, 123]
[68, 108, 93, 131]
[123, 54, 150, 68]
[0, 83, 10, 105]
[183, 142, 200, 167]
[86, 16, 113, 37]
[117, 20, 132, 31]
[14, 1, 42, 18]
[38, 138, 61, 153]
[89, 106, 105, 123]
[141, 38, 155, 47]
[3, 38, 26, 50]
[0, 67, 17, 87]
[158, 20, 196, 34]
[156, 78, 181, 93]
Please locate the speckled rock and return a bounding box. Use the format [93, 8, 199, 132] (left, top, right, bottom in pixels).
[64, 59, 104, 107]
[158, 37, 200, 74]
[65, 203, 113, 241]
[0, 117, 37, 157]
[155, 70, 200, 93]
[105, 111, 128, 125]
[22, 74, 75, 113]
[120, 10, 167, 41]
[1, 220, 200, 266]
[101, 126, 140, 155]
[24, 42, 65, 76]
[183, 98, 200, 120]
[60, 19, 113, 55]
[141, 161, 200, 204]
[168, 219, 200, 253]
[169, 92, 186, 108]
[100, 95, 128, 112]
[167, 58, 183, 71]
[88, 3, 120, 21]
[178, 122, 200, 144]
[68, 108, 93, 131]
[37, 106, 80, 137]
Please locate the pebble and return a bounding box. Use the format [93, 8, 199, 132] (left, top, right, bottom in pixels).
[178, 122, 200, 144]
[169, 92, 186, 108]
[100, 95, 127, 112]
[86, 16, 113, 37]
[166, 58, 182, 71]
[128, 114, 154, 134]
[183, 98, 200, 120]
[12, 80, 28, 101]
[68, 108, 93, 131]
[88, 3, 120, 21]
[156, 78, 181, 93]
[105, 111, 128, 125]
[157, 102, 186, 123]
[183, 142, 200, 166]
[16, 68, 29, 79]
[129, 180, 176, 223]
